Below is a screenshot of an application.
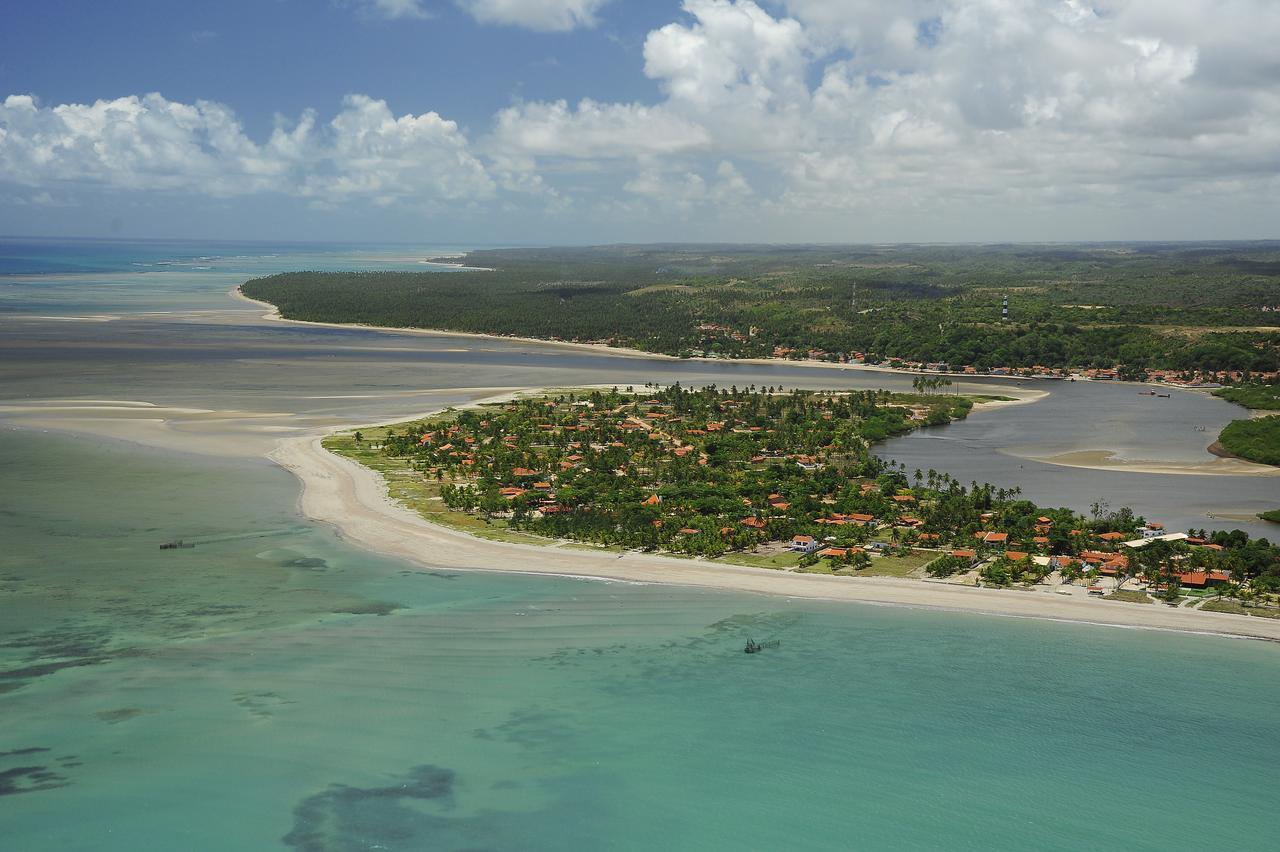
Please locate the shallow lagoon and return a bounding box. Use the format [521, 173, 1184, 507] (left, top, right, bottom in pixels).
[3, 240, 1280, 849]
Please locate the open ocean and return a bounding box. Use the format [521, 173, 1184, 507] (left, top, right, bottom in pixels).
[2, 239, 1279, 850]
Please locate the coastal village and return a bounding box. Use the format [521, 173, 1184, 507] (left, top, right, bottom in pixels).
[686, 323, 1277, 388]
[356, 385, 1280, 618]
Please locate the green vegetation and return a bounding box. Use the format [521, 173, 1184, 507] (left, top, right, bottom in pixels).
[329, 384, 1280, 608]
[1104, 589, 1154, 604]
[1200, 600, 1280, 619]
[1214, 382, 1280, 411]
[321, 426, 555, 547]
[241, 243, 1280, 375]
[375, 384, 978, 558]
[1260, 509, 1280, 524]
[1216, 415, 1280, 466]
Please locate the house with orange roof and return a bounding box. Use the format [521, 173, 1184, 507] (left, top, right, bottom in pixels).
[1177, 569, 1231, 588]
[974, 531, 1009, 548]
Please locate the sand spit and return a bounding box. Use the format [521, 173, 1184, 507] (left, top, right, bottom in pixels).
[271, 433, 1280, 643]
[1025, 449, 1279, 478]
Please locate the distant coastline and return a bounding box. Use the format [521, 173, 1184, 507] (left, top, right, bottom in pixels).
[235, 283, 1280, 481]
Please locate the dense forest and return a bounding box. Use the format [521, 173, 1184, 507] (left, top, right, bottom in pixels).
[242, 243, 1280, 374]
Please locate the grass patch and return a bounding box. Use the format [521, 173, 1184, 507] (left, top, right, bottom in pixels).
[559, 542, 627, 553]
[1104, 589, 1153, 604]
[1259, 509, 1280, 524]
[852, 550, 937, 578]
[1200, 600, 1280, 619]
[716, 551, 803, 570]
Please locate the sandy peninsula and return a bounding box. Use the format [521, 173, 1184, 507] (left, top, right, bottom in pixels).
[271, 431, 1280, 643]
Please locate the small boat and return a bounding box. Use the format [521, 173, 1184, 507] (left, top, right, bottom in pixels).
[744, 638, 781, 654]
[1156, 393, 1170, 398]
[160, 540, 196, 550]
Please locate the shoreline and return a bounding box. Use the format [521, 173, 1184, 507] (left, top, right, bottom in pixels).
[269, 428, 1280, 644]
[231, 286, 1257, 475]
[230, 285, 1066, 384]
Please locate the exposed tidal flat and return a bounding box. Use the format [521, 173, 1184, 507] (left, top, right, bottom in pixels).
[3, 240, 1280, 849]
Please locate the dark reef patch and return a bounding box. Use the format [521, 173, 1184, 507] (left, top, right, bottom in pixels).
[0, 765, 70, 797]
[331, 601, 403, 617]
[95, 707, 143, 724]
[283, 557, 329, 569]
[234, 691, 295, 719]
[0, 747, 50, 758]
[283, 765, 456, 851]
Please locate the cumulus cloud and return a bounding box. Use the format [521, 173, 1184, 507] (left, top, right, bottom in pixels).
[485, 0, 1280, 222]
[4, 0, 1280, 236]
[489, 98, 711, 159]
[0, 93, 493, 202]
[456, 0, 608, 32]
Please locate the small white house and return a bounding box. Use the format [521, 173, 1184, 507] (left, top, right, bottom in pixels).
[1141, 523, 1166, 539]
[790, 535, 820, 554]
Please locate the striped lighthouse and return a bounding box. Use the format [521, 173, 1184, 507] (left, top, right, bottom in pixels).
[1001, 294, 1009, 322]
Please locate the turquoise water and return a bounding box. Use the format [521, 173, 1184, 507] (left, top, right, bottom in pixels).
[4, 239, 1280, 849]
[3, 428, 1280, 850]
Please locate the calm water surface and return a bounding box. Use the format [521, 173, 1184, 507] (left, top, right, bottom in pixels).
[2, 240, 1278, 850]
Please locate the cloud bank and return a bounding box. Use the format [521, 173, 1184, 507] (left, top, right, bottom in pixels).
[4, 0, 1279, 238]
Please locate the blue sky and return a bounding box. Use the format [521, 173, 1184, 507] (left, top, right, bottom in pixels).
[0, 1, 673, 139]
[2, 1, 1278, 243]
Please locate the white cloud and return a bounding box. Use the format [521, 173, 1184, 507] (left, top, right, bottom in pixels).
[494, 0, 1280, 223]
[0, 93, 493, 202]
[356, 0, 430, 20]
[456, 0, 608, 32]
[489, 98, 711, 160]
[5, 0, 1280, 238]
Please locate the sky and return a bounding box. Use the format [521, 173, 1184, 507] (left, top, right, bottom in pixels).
[1, 0, 1278, 244]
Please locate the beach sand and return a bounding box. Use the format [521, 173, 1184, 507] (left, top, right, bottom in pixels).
[270, 432, 1280, 643]
[1023, 449, 1279, 477]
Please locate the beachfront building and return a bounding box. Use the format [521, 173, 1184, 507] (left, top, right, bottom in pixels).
[790, 535, 820, 554]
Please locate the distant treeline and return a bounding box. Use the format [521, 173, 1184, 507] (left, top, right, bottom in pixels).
[240, 243, 1280, 374]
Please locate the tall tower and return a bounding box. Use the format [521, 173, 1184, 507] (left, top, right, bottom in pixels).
[1002, 294, 1009, 322]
